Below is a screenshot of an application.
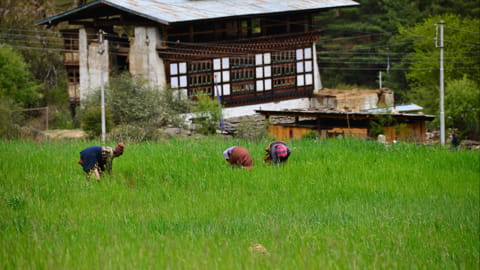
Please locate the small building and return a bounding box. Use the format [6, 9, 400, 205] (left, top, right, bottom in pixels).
[314, 88, 394, 112]
[256, 108, 435, 143]
[36, 0, 359, 117]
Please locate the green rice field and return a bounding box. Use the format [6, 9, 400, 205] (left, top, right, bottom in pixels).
[0, 137, 478, 269]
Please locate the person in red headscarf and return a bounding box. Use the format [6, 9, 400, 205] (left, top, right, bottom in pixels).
[223, 146, 253, 170]
[78, 143, 124, 180]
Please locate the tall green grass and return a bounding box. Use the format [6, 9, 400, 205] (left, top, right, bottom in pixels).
[1, 138, 478, 269]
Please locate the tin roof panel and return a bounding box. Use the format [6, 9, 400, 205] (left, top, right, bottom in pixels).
[37, 0, 358, 25]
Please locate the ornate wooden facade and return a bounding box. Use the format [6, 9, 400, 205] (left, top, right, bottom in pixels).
[36, 0, 358, 109]
[161, 31, 320, 106]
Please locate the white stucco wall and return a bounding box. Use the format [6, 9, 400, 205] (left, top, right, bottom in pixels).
[312, 43, 322, 91]
[129, 26, 166, 87]
[182, 97, 314, 124]
[222, 98, 313, 118]
[79, 28, 109, 101]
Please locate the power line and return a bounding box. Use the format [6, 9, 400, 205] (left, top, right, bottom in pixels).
[444, 26, 480, 34]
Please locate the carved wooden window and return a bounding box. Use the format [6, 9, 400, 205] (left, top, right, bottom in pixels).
[213, 57, 231, 96]
[296, 47, 314, 87]
[169, 62, 188, 99]
[170, 62, 188, 88]
[230, 55, 255, 94]
[255, 53, 272, 92]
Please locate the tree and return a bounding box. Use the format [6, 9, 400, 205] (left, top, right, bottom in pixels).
[314, 0, 479, 93]
[398, 15, 480, 116]
[0, 45, 40, 107]
[0, 0, 68, 107]
[444, 76, 480, 139]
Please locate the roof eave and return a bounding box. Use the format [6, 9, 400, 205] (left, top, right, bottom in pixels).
[35, 0, 102, 26]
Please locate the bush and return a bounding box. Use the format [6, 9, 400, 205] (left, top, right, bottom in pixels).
[80, 106, 113, 139]
[80, 74, 191, 139]
[108, 124, 147, 142]
[0, 45, 40, 107]
[0, 98, 24, 138]
[190, 94, 221, 135]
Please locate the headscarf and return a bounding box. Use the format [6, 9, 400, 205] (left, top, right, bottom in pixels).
[115, 143, 125, 156]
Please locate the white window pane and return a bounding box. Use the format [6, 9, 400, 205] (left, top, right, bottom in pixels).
[305, 60, 313, 72]
[304, 47, 312, 59]
[223, 84, 231, 95]
[171, 77, 179, 88]
[179, 75, 188, 87]
[264, 66, 271, 77]
[296, 62, 304, 73]
[265, 79, 272, 90]
[222, 57, 229, 69]
[222, 71, 230, 82]
[264, 53, 271, 64]
[179, 62, 187, 74]
[256, 80, 264, 91]
[214, 85, 220, 96]
[255, 54, 263, 65]
[297, 75, 304, 86]
[256, 67, 263, 78]
[214, 72, 222, 82]
[213, 58, 221, 70]
[170, 63, 178, 75]
[306, 73, 313, 85]
[296, 49, 303, 60]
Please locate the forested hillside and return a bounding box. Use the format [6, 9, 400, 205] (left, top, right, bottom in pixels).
[0, 0, 478, 138]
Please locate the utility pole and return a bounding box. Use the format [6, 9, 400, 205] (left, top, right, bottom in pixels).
[436, 21, 445, 146]
[98, 29, 106, 144]
[214, 75, 225, 133]
[378, 71, 382, 88]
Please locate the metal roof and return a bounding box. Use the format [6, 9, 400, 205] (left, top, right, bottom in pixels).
[37, 0, 359, 25]
[256, 109, 435, 121]
[368, 103, 424, 113]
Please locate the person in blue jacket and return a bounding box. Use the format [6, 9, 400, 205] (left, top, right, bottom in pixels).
[78, 143, 124, 180]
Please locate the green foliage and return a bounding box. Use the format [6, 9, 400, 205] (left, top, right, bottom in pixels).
[301, 130, 319, 140]
[80, 105, 113, 138]
[0, 98, 24, 138]
[444, 76, 480, 139]
[400, 15, 480, 112]
[190, 94, 221, 135]
[0, 139, 478, 268]
[80, 74, 190, 141]
[315, 0, 478, 92]
[48, 105, 75, 129]
[157, 87, 190, 128]
[108, 124, 148, 143]
[107, 73, 162, 125]
[0, 45, 40, 107]
[369, 113, 396, 137]
[0, 1, 67, 106]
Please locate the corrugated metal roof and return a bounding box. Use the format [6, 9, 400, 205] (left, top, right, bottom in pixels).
[37, 0, 358, 25]
[256, 109, 435, 121]
[368, 103, 424, 113]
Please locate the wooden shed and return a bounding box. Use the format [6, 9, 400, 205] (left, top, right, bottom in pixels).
[256, 109, 435, 143]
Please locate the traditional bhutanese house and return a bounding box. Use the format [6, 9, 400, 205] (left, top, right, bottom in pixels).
[256, 108, 435, 143]
[36, 0, 359, 117]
